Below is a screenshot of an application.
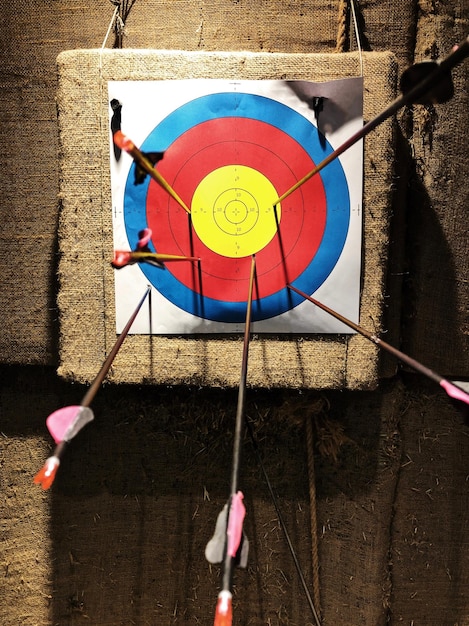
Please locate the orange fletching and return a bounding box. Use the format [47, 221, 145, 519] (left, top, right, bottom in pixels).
[214, 591, 232, 626]
[113, 130, 134, 153]
[34, 456, 60, 490]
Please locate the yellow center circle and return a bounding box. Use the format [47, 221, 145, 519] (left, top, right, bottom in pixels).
[191, 165, 281, 258]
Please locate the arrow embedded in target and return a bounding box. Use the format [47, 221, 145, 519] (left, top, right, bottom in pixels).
[207, 255, 256, 626]
[34, 286, 151, 489]
[112, 250, 200, 269]
[273, 36, 469, 206]
[287, 284, 469, 407]
[112, 226, 199, 269]
[113, 130, 191, 214]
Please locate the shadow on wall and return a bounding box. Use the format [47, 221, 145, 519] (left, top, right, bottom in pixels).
[2, 365, 468, 624]
[401, 139, 467, 377]
[44, 380, 397, 624]
[0, 365, 392, 624]
[390, 375, 469, 625]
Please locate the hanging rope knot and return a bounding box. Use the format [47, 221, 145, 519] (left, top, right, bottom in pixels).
[278, 393, 328, 429]
[115, 14, 125, 36]
[335, 0, 349, 53]
[103, 0, 134, 49]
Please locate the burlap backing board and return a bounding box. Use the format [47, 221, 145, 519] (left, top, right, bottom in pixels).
[0, 0, 338, 367]
[2, 2, 466, 376]
[57, 49, 397, 389]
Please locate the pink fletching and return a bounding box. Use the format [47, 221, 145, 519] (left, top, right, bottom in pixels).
[440, 380, 469, 406]
[137, 228, 153, 250]
[227, 491, 246, 558]
[46, 406, 94, 443]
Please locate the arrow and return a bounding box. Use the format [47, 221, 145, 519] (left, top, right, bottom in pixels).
[113, 130, 191, 214]
[112, 250, 200, 269]
[272, 35, 469, 206]
[287, 284, 469, 406]
[34, 286, 151, 489]
[112, 227, 199, 269]
[209, 255, 256, 626]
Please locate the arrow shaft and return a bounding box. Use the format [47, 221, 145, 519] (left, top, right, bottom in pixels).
[230, 255, 256, 496]
[287, 284, 469, 404]
[222, 255, 256, 594]
[53, 440, 68, 461]
[131, 146, 191, 214]
[245, 417, 322, 626]
[34, 287, 152, 488]
[124, 251, 199, 263]
[81, 286, 151, 408]
[133, 251, 199, 262]
[274, 35, 469, 206]
[115, 131, 191, 214]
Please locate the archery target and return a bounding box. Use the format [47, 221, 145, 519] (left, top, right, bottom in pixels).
[121, 90, 351, 325]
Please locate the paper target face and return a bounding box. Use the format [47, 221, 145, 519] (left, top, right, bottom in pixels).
[110, 80, 363, 334]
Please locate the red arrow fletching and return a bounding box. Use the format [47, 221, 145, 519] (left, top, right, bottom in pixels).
[214, 591, 232, 626]
[34, 456, 60, 490]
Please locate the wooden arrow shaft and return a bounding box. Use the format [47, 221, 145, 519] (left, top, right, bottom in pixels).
[221, 255, 256, 594]
[287, 283, 442, 381]
[274, 35, 469, 206]
[126, 251, 199, 263]
[35, 287, 152, 486]
[114, 131, 191, 214]
[81, 286, 151, 408]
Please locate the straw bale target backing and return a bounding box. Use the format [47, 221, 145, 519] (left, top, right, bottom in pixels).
[57, 49, 397, 389]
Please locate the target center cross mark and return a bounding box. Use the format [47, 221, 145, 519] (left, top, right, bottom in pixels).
[225, 199, 246, 224]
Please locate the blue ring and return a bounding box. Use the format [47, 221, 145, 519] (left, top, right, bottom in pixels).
[123, 92, 350, 323]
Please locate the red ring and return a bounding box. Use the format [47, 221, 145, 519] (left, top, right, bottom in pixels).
[146, 117, 326, 302]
